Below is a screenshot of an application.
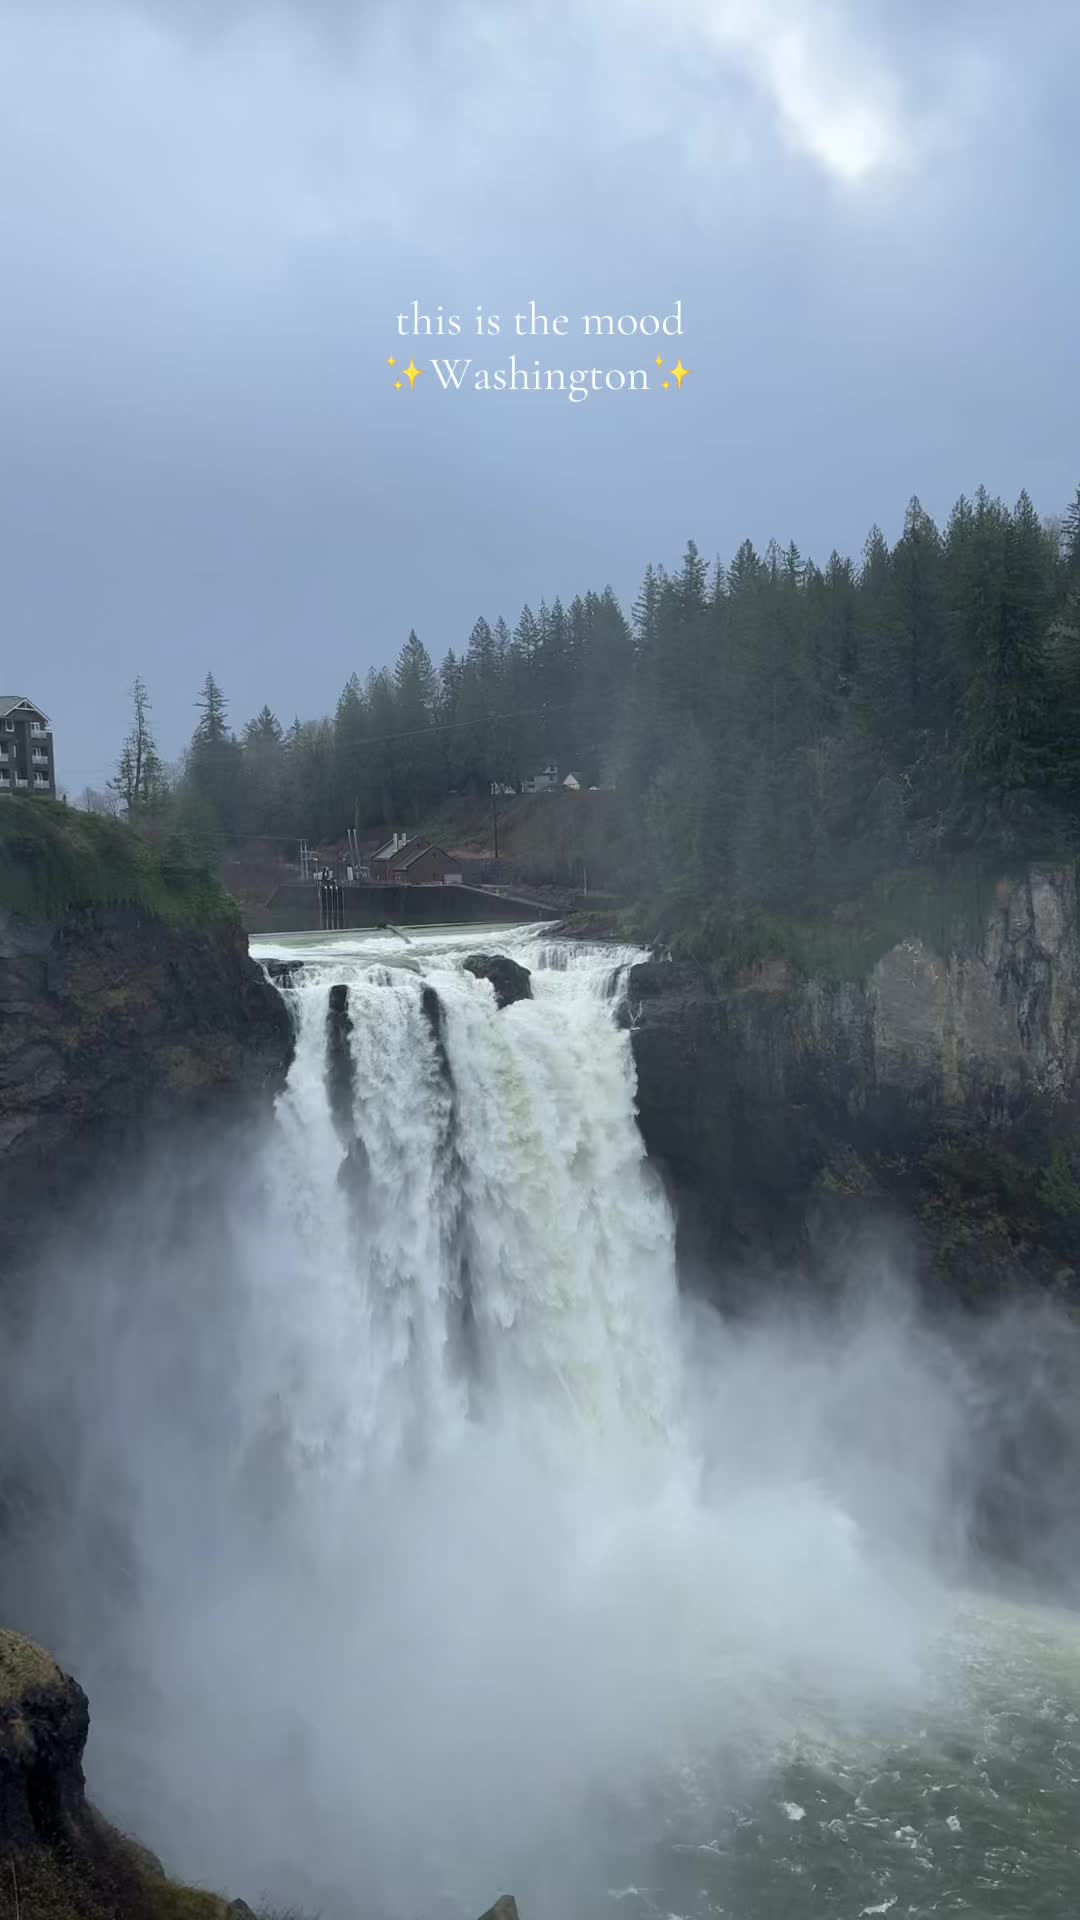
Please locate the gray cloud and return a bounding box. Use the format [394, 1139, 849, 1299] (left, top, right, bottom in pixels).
[1, 0, 1077, 787]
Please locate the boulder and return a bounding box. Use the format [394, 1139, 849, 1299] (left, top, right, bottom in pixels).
[0, 1627, 89, 1856]
[0, 1624, 232, 1916]
[264, 958, 303, 987]
[0, 1622, 516, 1918]
[464, 953, 533, 1009]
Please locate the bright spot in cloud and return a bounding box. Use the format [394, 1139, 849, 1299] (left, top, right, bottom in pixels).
[680, 0, 908, 182]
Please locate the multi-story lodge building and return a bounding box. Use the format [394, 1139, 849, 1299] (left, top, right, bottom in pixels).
[0, 696, 56, 798]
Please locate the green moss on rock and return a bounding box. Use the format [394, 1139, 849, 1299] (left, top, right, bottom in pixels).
[0, 1840, 231, 1920]
[0, 1626, 62, 1702]
[0, 1630, 234, 1920]
[0, 799, 235, 928]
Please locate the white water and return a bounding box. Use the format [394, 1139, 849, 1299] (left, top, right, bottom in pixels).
[10, 924, 1080, 1918]
[203, 926, 942, 1909]
[258, 927, 682, 1486]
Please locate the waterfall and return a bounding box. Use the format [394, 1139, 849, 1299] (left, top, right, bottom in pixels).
[4, 924, 975, 1920]
[257, 931, 683, 1484]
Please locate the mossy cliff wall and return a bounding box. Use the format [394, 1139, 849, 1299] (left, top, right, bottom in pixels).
[0, 905, 292, 1279]
[629, 866, 1080, 1301]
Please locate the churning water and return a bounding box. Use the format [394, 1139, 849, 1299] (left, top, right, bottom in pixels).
[7, 925, 1080, 1918]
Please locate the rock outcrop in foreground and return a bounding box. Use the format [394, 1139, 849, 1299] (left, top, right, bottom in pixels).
[0, 1625, 228, 1919]
[629, 866, 1080, 1301]
[0, 1625, 521, 1920]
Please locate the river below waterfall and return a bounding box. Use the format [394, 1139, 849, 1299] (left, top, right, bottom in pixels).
[8, 924, 1080, 1919]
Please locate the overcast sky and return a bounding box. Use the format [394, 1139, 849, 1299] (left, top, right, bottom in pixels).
[2, 0, 1078, 792]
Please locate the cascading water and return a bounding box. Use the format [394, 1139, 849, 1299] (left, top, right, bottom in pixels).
[257, 929, 684, 1486]
[9, 922, 1080, 1920]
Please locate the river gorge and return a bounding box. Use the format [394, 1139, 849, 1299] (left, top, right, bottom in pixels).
[3, 914, 1080, 1917]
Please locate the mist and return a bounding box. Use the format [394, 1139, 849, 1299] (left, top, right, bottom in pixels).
[3, 938, 1080, 1918]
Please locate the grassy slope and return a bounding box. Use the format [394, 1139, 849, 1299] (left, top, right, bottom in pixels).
[0, 1843, 232, 1920]
[0, 800, 235, 927]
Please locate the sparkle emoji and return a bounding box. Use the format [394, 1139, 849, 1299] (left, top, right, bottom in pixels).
[388, 354, 422, 392]
[657, 354, 690, 393]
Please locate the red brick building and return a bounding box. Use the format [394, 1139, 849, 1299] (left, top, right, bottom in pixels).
[390, 841, 460, 885]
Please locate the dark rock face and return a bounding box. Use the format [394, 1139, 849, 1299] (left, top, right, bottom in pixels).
[629, 958, 877, 1284]
[0, 1624, 518, 1920]
[0, 1626, 240, 1916]
[325, 984, 355, 1146]
[0, 1628, 89, 1857]
[265, 957, 304, 989]
[464, 953, 533, 1009]
[422, 983, 455, 1085]
[0, 906, 293, 1287]
[628, 867, 1080, 1304]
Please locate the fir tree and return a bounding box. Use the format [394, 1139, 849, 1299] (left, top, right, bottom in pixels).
[109, 675, 165, 815]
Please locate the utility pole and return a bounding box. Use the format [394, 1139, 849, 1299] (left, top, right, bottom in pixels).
[490, 780, 500, 861]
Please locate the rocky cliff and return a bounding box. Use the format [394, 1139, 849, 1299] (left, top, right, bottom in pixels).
[629, 865, 1080, 1302]
[1, 1624, 517, 1920]
[0, 907, 293, 1293]
[0, 1625, 232, 1919]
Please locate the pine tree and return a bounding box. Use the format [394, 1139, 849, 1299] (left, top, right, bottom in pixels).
[632, 564, 664, 648]
[186, 672, 243, 843]
[194, 672, 229, 745]
[961, 491, 1054, 804]
[394, 631, 438, 813]
[1063, 486, 1080, 586]
[241, 705, 287, 835]
[109, 675, 166, 815]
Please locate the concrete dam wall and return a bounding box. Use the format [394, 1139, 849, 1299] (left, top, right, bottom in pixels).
[243, 881, 557, 935]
